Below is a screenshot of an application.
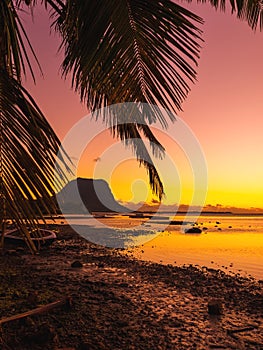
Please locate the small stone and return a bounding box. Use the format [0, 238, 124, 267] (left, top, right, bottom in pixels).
[24, 323, 55, 345]
[12, 291, 20, 299]
[185, 227, 202, 234]
[208, 298, 223, 315]
[71, 260, 83, 268]
[119, 282, 129, 288]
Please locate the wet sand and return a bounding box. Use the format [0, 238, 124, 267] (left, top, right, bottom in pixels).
[0, 225, 262, 349]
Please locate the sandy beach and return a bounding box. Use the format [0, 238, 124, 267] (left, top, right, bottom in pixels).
[0, 225, 262, 350]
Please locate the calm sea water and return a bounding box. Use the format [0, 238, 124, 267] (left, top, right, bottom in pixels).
[135, 215, 263, 280]
[51, 213, 263, 280]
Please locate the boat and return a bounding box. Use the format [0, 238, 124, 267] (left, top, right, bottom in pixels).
[4, 229, 57, 246]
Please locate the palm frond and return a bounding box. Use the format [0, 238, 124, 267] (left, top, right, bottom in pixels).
[53, 0, 203, 199]
[92, 103, 165, 198]
[57, 0, 203, 115]
[0, 0, 42, 81]
[0, 70, 68, 252]
[110, 121, 164, 200]
[192, 0, 263, 30]
[17, 0, 65, 15]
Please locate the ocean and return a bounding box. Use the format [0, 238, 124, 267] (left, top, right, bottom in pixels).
[49, 213, 263, 280]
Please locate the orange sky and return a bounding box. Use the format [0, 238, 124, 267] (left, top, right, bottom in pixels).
[23, 3, 263, 209]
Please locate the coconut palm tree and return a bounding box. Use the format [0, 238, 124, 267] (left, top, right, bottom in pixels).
[0, 0, 262, 251]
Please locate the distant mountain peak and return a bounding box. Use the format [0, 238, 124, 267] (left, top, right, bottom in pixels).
[56, 178, 129, 213]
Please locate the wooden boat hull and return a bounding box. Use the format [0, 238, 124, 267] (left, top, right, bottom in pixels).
[4, 229, 56, 246]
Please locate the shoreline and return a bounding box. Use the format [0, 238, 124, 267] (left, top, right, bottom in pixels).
[0, 225, 262, 349]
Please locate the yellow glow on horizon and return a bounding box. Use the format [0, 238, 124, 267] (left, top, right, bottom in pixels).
[74, 125, 263, 210]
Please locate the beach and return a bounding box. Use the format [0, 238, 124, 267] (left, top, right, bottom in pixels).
[1, 1, 263, 349]
[0, 225, 262, 349]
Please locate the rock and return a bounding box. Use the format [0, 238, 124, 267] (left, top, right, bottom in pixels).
[12, 291, 21, 299]
[119, 282, 129, 288]
[185, 227, 202, 234]
[71, 260, 83, 268]
[23, 323, 56, 345]
[208, 299, 224, 315]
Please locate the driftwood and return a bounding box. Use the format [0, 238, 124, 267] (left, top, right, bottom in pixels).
[0, 297, 72, 326]
[227, 325, 258, 336]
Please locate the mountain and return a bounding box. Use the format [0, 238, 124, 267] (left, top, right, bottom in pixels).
[55, 178, 129, 213]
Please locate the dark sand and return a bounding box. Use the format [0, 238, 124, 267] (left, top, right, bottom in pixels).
[0, 225, 262, 349]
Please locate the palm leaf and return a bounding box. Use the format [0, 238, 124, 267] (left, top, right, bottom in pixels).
[112, 122, 165, 200]
[53, 0, 203, 198]
[93, 103, 166, 199]
[18, 0, 65, 15]
[0, 70, 68, 252]
[192, 0, 263, 30]
[0, 0, 43, 81]
[0, 1, 70, 251]
[57, 0, 203, 114]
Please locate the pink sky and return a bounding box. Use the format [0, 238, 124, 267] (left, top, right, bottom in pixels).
[22, 3, 263, 209]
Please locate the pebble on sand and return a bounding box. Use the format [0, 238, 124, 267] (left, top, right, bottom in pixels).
[185, 227, 202, 234]
[71, 260, 83, 268]
[208, 298, 224, 315]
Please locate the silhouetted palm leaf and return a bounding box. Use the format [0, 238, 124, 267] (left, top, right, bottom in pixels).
[0, 70, 68, 252]
[0, 69, 69, 251]
[57, 0, 203, 114]
[54, 0, 203, 197]
[192, 0, 263, 30]
[0, 0, 42, 81]
[0, 1, 68, 251]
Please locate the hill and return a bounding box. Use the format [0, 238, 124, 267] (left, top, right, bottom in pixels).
[55, 178, 129, 213]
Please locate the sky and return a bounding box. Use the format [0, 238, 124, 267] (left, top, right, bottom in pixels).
[22, 2, 263, 210]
